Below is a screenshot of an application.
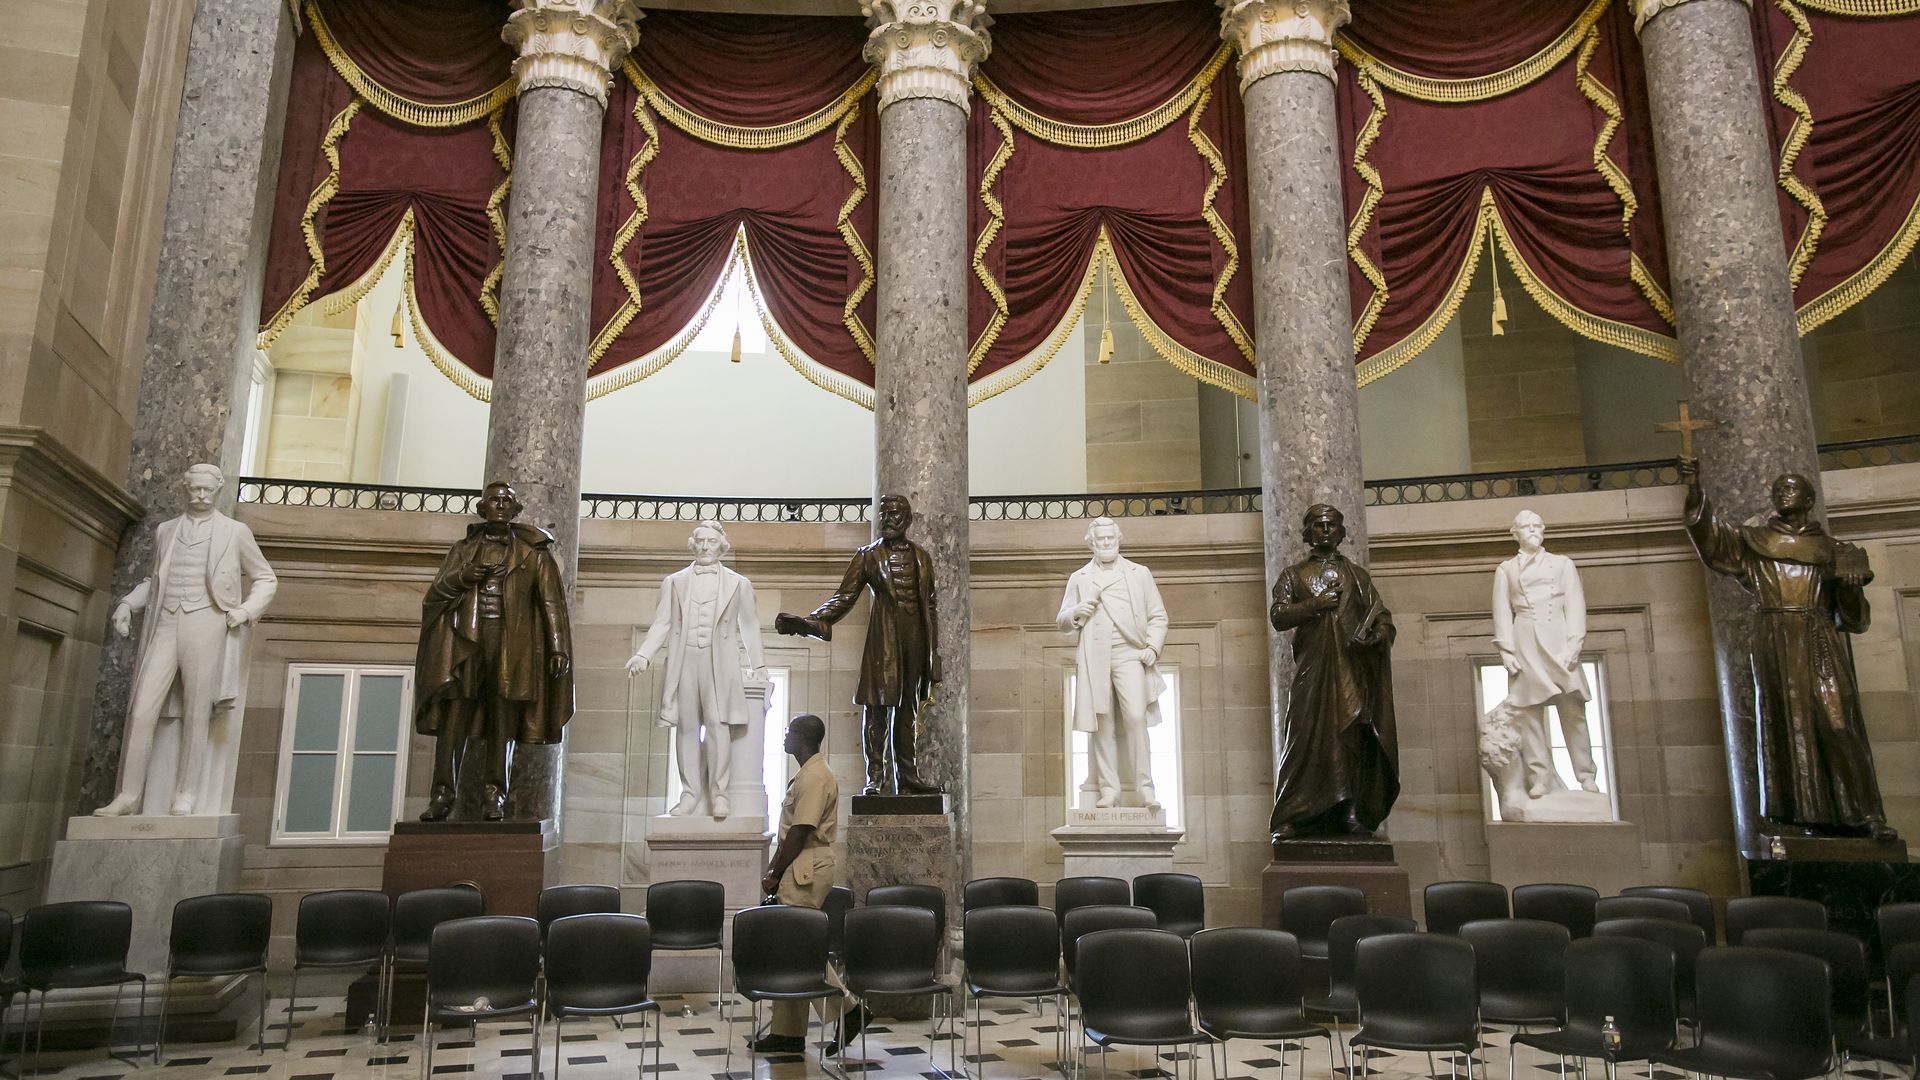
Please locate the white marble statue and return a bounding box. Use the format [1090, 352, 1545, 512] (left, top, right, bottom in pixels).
[626, 521, 766, 819]
[1058, 517, 1169, 810]
[96, 464, 277, 817]
[1482, 509, 1607, 822]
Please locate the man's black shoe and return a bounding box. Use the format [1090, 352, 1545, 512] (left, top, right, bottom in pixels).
[749, 1032, 806, 1054]
[824, 1004, 873, 1056]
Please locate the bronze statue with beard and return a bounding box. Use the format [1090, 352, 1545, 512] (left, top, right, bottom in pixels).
[415, 481, 574, 821]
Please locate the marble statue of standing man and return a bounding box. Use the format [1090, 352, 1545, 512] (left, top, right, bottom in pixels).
[627, 521, 766, 819]
[96, 464, 277, 817]
[1490, 509, 1596, 797]
[1058, 517, 1169, 809]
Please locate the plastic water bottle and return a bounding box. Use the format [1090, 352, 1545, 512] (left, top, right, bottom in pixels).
[1601, 1015, 1622, 1053]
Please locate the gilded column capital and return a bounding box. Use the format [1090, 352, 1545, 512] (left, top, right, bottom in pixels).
[1218, 0, 1351, 89]
[503, 0, 641, 106]
[1629, 0, 1749, 35]
[861, 0, 992, 114]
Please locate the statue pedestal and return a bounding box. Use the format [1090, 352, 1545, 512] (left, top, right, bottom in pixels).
[644, 815, 770, 994]
[48, 814, 243, 975]
[1747, 836, 1915, 954]
[1052, 806, 1184, 879]
[1261, 838, 1412, 928]
[381, 819, 558, 916]
[1486, 820, 1644, 896]
[845, 797, 956, 1021]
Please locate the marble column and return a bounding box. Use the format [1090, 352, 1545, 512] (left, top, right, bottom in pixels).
[80, 0, 297, 811]
[487, 0, 639, 821]
[1633, 0, 1820, 858]
[1219, 0, 1365, 767]
[863, 0, 989, 884]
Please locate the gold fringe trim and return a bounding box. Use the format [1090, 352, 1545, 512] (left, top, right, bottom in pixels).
[480, 108, 512, 325]
[832, 102, 876, 365]
[971, 45, 1233, 148]
[401, 218, 493, 402]
[1795, 0, 1920, 13]
[966, 234, 1106, 406]
[1632, 254, 1677, 324]
[1104, 233, 1256, 400]
[318, 219, 409, 318]
[737, 234, 877, 409]
[1348, 67, 1388, 356]
[968, 108, 1015, 372]
[1354, 194, 1493, 386]
[1575, 24, 1674, 326]
[1797, 186, 1920, 332]
[582, 235, 738, 402]
[587, 89, 659, 367]
[1773, 0, 1827, 288]
[306, 1, 514, 128]
[1187, 73, 1255, 364]
[624, 60, 877, 150]
[257, 99, 361, 351]
[1333, 0, 1610, 103]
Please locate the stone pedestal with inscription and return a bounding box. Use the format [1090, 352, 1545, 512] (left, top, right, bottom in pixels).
[1262, 837, 1414, 929]
[381, 819, 559, 916]
[48, 814, 245, 976]
[645, 816, 770, 993]
[1052, 806, 1184, 880]
[1487, 820, 1644, 897]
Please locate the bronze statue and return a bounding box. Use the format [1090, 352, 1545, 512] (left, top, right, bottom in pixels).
[775, 493, 942, 796]
[415, 481, 574, 821]
[1268, 504, 1399, 842]
[1680, 458, 1895, 841]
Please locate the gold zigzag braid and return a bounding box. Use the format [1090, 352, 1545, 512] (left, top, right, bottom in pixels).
[257, 98, 362, 351]
[584, 235, 740, 401]
[1573, 24, 1675, 328]
[587, 81, 659, 367]
[1347, 66, 1388, 357]
[736, 234, 877, 409]
[1332, 0, 1610, 103]
[968, 106, 1014, 373]
[402, 212, 494, 402]
[1798, 188, 1920, 332]
[1773, 0, 1827, 289]
[1484, 202, 1678, 362]
[965, 234, 1106, 406]
[1187, 77, 1255, 364]
[974, 45, 1233, 148]
[1795, 0, 1920, 13]
[306, 1, 514, 128]
[318, 221, 411, 318]
[1105, 239, 1256, 400]
[1354, 194, 1496, 387]
[632, 62, 877, 149]
[480, 107, 512, 324]
[832, 103, 876, 365]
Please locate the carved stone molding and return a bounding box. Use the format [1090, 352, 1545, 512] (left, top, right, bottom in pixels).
[504, 0, 642, 106]
[861, 0, 992, 113]
[1629, 0, 1746, 35]
[1218, 0, 1351, 89]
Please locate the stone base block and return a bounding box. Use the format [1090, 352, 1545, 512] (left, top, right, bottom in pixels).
[1066, 805, 1167, 829]
[1050, 824, 1184, 880]
[47, 818, 244, 975]
[382, 819, 558, 917]
[1261, 858, 1413, 928]
[645, 815, 771, 993]
[1487, 820, 1644, 896]
[846, 811, 956, 1021]
[1748, 857, 1920, 955]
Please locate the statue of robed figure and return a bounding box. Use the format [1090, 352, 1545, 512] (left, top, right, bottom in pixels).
[1268, 504, 1400, 842]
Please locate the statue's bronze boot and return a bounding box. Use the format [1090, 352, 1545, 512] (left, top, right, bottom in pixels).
[420, 786, 455, 822]
[482, 785, 507, 821]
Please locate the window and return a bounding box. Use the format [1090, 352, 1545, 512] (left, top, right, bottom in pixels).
[1472, 657, 1615, 821]
[664, 666, 792, 822]
[273, 665, 414, 844]
[1064, 668, 1183, 829]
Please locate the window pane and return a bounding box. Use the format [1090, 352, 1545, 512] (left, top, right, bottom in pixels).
[285, 754, 337, 833]
[345, 754, 397, 833]
[292, 674, 345, 752]
[354, 675, 406, 752]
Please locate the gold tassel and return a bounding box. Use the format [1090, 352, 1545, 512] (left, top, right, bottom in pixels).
[1487, 228, 1509, 337]
[1097, 325, 1115, 365]
[729, 326, 742, 364]
[1097, 262, 1115, 363]
[390, 298, 405, 347]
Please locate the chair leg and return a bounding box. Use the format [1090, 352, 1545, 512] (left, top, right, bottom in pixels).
[530, 1006, 542, 1080]
[154, 974, 171, 1064]
[255, 970, 267, 1055]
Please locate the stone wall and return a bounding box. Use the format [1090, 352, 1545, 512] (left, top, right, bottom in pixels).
[1806, 256, 1920, 443]
[1083, 280, 1204, 492]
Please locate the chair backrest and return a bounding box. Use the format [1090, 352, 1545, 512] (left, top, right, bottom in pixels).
[1724, 895, 1826, 945]
[731, 904, 829, 996]
[1131, 873, 1204, 936]
[1280, 885, 1369, 950]
[1621, 885, 1717, 941]
[1423, 881, 1508, 935]
[842, 906, 940, 995]
[1594, 917, 1708, 1015]
[963, 905, 1062, 996]
[1190, 928, 1303, 1032]
[0, 907, 13, 979]
[543, 913, 652, 1013]
[1324, 914, 1418, 996]
[294, 889, 391, 966]
[1879, 902, 1920, 959]
[1062, 904, 1158, 982]
[1054, 876, 1131, 926]
[1561, 936, 1677, 1056]
[1460, 918, 1571, 1021]
[1352, 933, 1479, 1047]
[1887, 942, 1920, 1029]
[170, 892, 273, 975]
[1744, 927, 1871, 1037]
[1512, 883, 1600, 938]
[646, 879, 726, 949]
[1595, 895, 1693, 926]
[867, 883, 946, 941]
[1076, 928, 1194, 1041]
[537, 884, 621, 933]
[823, 885, 855, 961]
[1691, 946, 1833, 1076]
[964, 877, 1040, 912]
[392, 886, 487, 959]
[426, 915, 541, 1010]
[21, 901, 132, 989]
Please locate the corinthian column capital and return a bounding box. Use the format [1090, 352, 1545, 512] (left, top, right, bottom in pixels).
[504, 0, 642, 106]
[861, 0, 992, 114]
[1218, 0, 1351, 89]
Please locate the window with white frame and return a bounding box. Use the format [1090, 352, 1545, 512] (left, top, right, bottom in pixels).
[1064, 667, 1183, 829]
[274, 665, 414, 843]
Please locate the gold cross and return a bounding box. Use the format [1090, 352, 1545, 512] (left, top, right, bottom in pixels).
[1656, 400, 1720, 459]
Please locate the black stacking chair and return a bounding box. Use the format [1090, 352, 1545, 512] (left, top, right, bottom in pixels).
[1055, 876, 1131, 929]
[1132, 873, 1204, 938]
[1280, 884, 1369, 961]
[1191, 927, 1332, 1080]
[1621, 885, 1717, 941]
[19, 900, 146, 1073]
[1460, 918, 1569, 1028]
[1306, 913, 1416, 1070]
[867, 883, 946, 942]
[157, 893, 271, 1062]
[287, 888, 390, 1046]
[543, 913, 658, 1080]
[421, 916, 541, 1080]
[1879, 902, 1920, 956]
[964, 876, 1040, 912]
[727, 904, 842, 1076]
[646, 880, 726, 1017]
[384, 886, 485, 1038]
[1724, 895, 1826, 945]
[823, 885, 855, 968]
[1746, 927, 1872, 1050]
[1649, 946, 1834, 1080]
[1853, 944, 1920, 1068]
[963, 905, 1070, 1075]
[1594, 895, 1693, 926]
[1510, 936, 1677, 1077]
[537, 884, 621, 935]
[842, 906, 957, 1071]
[1076, 928, 1207, 1080]
[1595, 917, 1708, 1027]
[1063, 904, 1158, 987]
[1512, 883, 1599, 939]
[1350, 932, 1482, 1077]
[1424, 881, 1508, 935]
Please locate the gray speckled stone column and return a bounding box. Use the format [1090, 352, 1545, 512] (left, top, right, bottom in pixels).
[1221, 1, 1366, 781]
[488, 1, 638, 821]
[80, 0, 296, 811]
[1637, 0, 1819, 858]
